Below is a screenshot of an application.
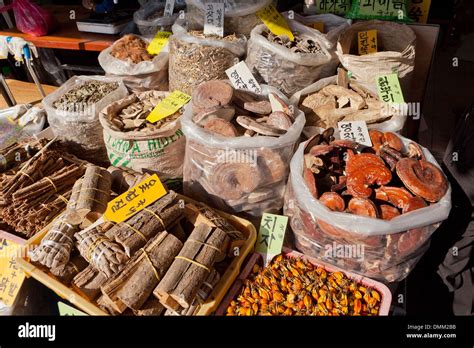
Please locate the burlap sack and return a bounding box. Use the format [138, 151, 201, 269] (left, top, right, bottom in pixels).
[336, 20, 416, 95]
[99, 91, 185, 180]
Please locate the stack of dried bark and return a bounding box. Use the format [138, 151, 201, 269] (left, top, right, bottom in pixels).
[65, 165, 112, 227]
[0, 140, 86, 237]
[153, 223, 230, 311]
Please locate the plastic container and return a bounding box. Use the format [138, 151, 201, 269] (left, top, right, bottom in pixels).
[133, 2, 178, 36]
[216, 249, 392, 316]
[17, 195, 257, 316]
[284, 136, 452, 282]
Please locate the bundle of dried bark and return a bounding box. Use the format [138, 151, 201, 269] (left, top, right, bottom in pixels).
[0, 143, 86, 236]
[76, 225, 129, 277]
[71, 265, 109, 301]
[107, 166, 150, 194]
[101, 232, 183, 313]
[29, 216, 78, 270]
[190, 203, 245, 241]
[164, 268, 220, 316]
[51, 253, 88, 285]
[154, 223, 230, 310]
[65, 165, 112, 227]
[105, 191, 184, 256]
[133, 297, 165, 316]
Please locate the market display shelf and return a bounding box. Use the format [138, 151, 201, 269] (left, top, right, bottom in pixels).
[216, 248, 392, 316]
[17, 196, 257, 316]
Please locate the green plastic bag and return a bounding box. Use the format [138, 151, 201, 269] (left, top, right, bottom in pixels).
[346, 0, 412, 22]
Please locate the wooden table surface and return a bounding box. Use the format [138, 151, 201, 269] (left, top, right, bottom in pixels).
[0, 5, 118, 51]
[0, 79, 57, 109]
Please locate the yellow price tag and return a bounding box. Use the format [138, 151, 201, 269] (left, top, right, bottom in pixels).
[358, 30, 378, 56]
[256, 4, 294, 41]
[408, 0, 431, 24]
[0, 239, 25, 306]
[104, 174, 167, 224]
[147, 31, 172, 55]
[147, 90, 191, 124]
[310, 22, 325, 33]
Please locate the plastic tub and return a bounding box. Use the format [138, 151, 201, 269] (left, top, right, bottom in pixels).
[216, 248, 392, 316]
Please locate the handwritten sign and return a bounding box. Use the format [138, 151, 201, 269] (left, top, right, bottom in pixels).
[104, 174, 167, 224]
[163, 0, 175, 17]
[225, 61, 262, 94]
[408, 0, 431, 23]
[256, 214, 288, 265]
[358, 30, 377, 55]
[338, 121, 372, 147]
[0, 239, 25, 306]
[256, 4, 294, 42]
[203, 0, 225, 37]
[376, 73, 405, 104]
[310, 22, 325, 33]
[147, 90, 191, 124]
[58, 302, 87, 316]
[306, 0, 351, 16]
[357, 0, 407, 18]
[147, 31, 172, 55]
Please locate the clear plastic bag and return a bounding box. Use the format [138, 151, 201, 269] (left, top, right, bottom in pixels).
[133, 2, 179, 36]
[168, 20, 247, 94]
[185, 0, 272, 36]
[282, 12, 351, 79]
[336, 20, 416, 95]
[43, 76, 128, 164]
[98, 34, 169, 92]
[0, 0, 56, 37]
[182, 86, 305, 218]
[245, 20, 332, 97]
[289, 75, 406, 133]
[284, 137, 452, 282]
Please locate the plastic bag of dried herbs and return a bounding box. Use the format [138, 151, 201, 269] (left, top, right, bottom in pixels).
[99, 34, 169, 93]
[290, 75, 406, 134]
[168, 20, 247, 95]
[99, 90, 185, 181]
[346, 0, 412, 22]
[43, 76, 128, 164]
[181, 84, 305, 219]
[284, 137, 451, 282]
[282, 12, 351, 79]
[185, 0, 272, 37]
[133, 2, 179, 36]
[336, 20, 416, 95]
[245, 19, 332, 97]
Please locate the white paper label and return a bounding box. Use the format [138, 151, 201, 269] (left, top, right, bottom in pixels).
[338, 121, 372, 147]
[225, 61, 262, 95]
[203, 0, 225, 37]
[164, 0, 175, 17]
[269, 93, 284, 113]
